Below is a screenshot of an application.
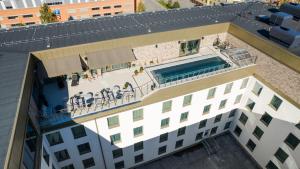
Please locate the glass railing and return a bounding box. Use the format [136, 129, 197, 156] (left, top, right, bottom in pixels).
[154, 63, 231, 87]
[40, 53, 256, 128]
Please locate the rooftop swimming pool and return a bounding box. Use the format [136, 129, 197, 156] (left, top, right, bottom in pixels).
[151, 56, 231, 84]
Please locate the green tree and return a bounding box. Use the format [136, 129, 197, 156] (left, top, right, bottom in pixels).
[172, 1, 180, 8]
[39, 3, 57, 24]
[137, 1, 146, 12]
[166, 0, 173, 8]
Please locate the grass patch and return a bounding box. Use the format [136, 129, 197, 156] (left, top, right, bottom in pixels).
[157, 0, 180, 9]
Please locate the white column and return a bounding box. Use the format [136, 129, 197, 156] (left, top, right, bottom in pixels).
[10, 0, 17, 9]
[31, 0, 37, 7]
[0, 1, 6, 9]
[22, 0, 28, 8]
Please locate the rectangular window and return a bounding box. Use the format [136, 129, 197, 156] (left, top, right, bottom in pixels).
[204, 129, 209, 136]
[260, 112, 272, 126]
[133, 126, 143, 137]
[203, 104, 211, 115]
[266, 161, 279, 169]
[246, 139, 256, 152]
[54, 149, 70, 162]
[8, 16, 18, 19]
[210, 126, 218, 135]
[219, 99, 227, 109]
[158, 146, 167, 155]
[114, 5, 122, 8]
[103, 6, 111, 9]
[77, 142, 91, 155]
[270, 95, 282, 111]
[161, 118, 170, 128]
[110, 133, 121, 144]
[104, 13, 111, 16]
[134, 154, 143, 163]
[107, 115, 119, 128]
[23, 14, 33, 18]
[92, 14, 100, 17]
[253, 126, 264, 140]
[207, 88, 216, 99]
[179, 39, 200, 56]
[246, 99, 255, 111]
[159, 133, 168, 143]
[274, 148, 289, 163]
[82, 157, 95, 168]
[183, 94, 192, 107]
[234, 94, 242, 104]
[240, 78, 249, 89]
[46, 132, 63, 146]
[133, 109, 143, 122]
[224, 83, 233, 94]
[234, 125, 242, 137]
[162, 100, 172, 113]
[25, 22, 35, 25]
[239, 112, 248, 125]
[92, 7, 100, 10]
[229, 109, 236, 118]
[180, 112, 189, 122]
[224, 121, 232, 130]
[175, 139, 183, 148]
[284, 133, 299, 150]
[195, 132, 203, 141]
[46, 2, 62, 5]
[26, 138, 36, 152]
[43, 148, 49, 166]
[134, 141, 143, 152]
[71, 125, 87, 139]
[252, 82, 263, 96]
[177, 127, 186, 136]
[114, 161, 124, 169]
[61, 164, 74, 169]
[199, 119, 207, 129]
[214, 114, 222, 123]
[112, 148, 123, 159]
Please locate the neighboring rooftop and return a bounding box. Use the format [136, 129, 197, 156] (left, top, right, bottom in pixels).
[0, 52, 29, 169]
[0, 2, 298, 55]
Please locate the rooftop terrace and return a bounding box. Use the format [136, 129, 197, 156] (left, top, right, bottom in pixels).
[39, 46, 256, 127]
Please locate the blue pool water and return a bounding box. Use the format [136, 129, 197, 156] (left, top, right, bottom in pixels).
[152, 57, 230, 84]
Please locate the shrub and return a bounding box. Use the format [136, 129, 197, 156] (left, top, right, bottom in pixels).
[134, 70, 139, 75]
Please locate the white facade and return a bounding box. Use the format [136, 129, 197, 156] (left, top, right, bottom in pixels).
[40, 75, 300, 169]
[232, 77, 300, 169]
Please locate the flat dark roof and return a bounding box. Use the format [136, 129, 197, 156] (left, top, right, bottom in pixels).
[0, 2, 273, 53]
[0, 52, 29, 168]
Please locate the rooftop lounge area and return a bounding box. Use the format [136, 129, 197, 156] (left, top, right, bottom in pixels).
[38, 40, 256, 127]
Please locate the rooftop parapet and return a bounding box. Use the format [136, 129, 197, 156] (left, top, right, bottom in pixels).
[39, 46, 256, 128]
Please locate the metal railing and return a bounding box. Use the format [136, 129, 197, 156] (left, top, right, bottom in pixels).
[154, 63, 232, 88]
[39, 80, 156, 127]
[40, 52, 257, 127]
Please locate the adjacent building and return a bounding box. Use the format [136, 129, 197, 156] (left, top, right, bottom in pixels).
[0, 2, 299, 169]
[0, 0, 138, 28]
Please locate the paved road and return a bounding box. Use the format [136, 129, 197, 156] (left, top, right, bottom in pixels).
[144, 0, 165, 12]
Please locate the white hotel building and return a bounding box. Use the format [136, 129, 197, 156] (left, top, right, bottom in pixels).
[0, 2, 299, 169]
